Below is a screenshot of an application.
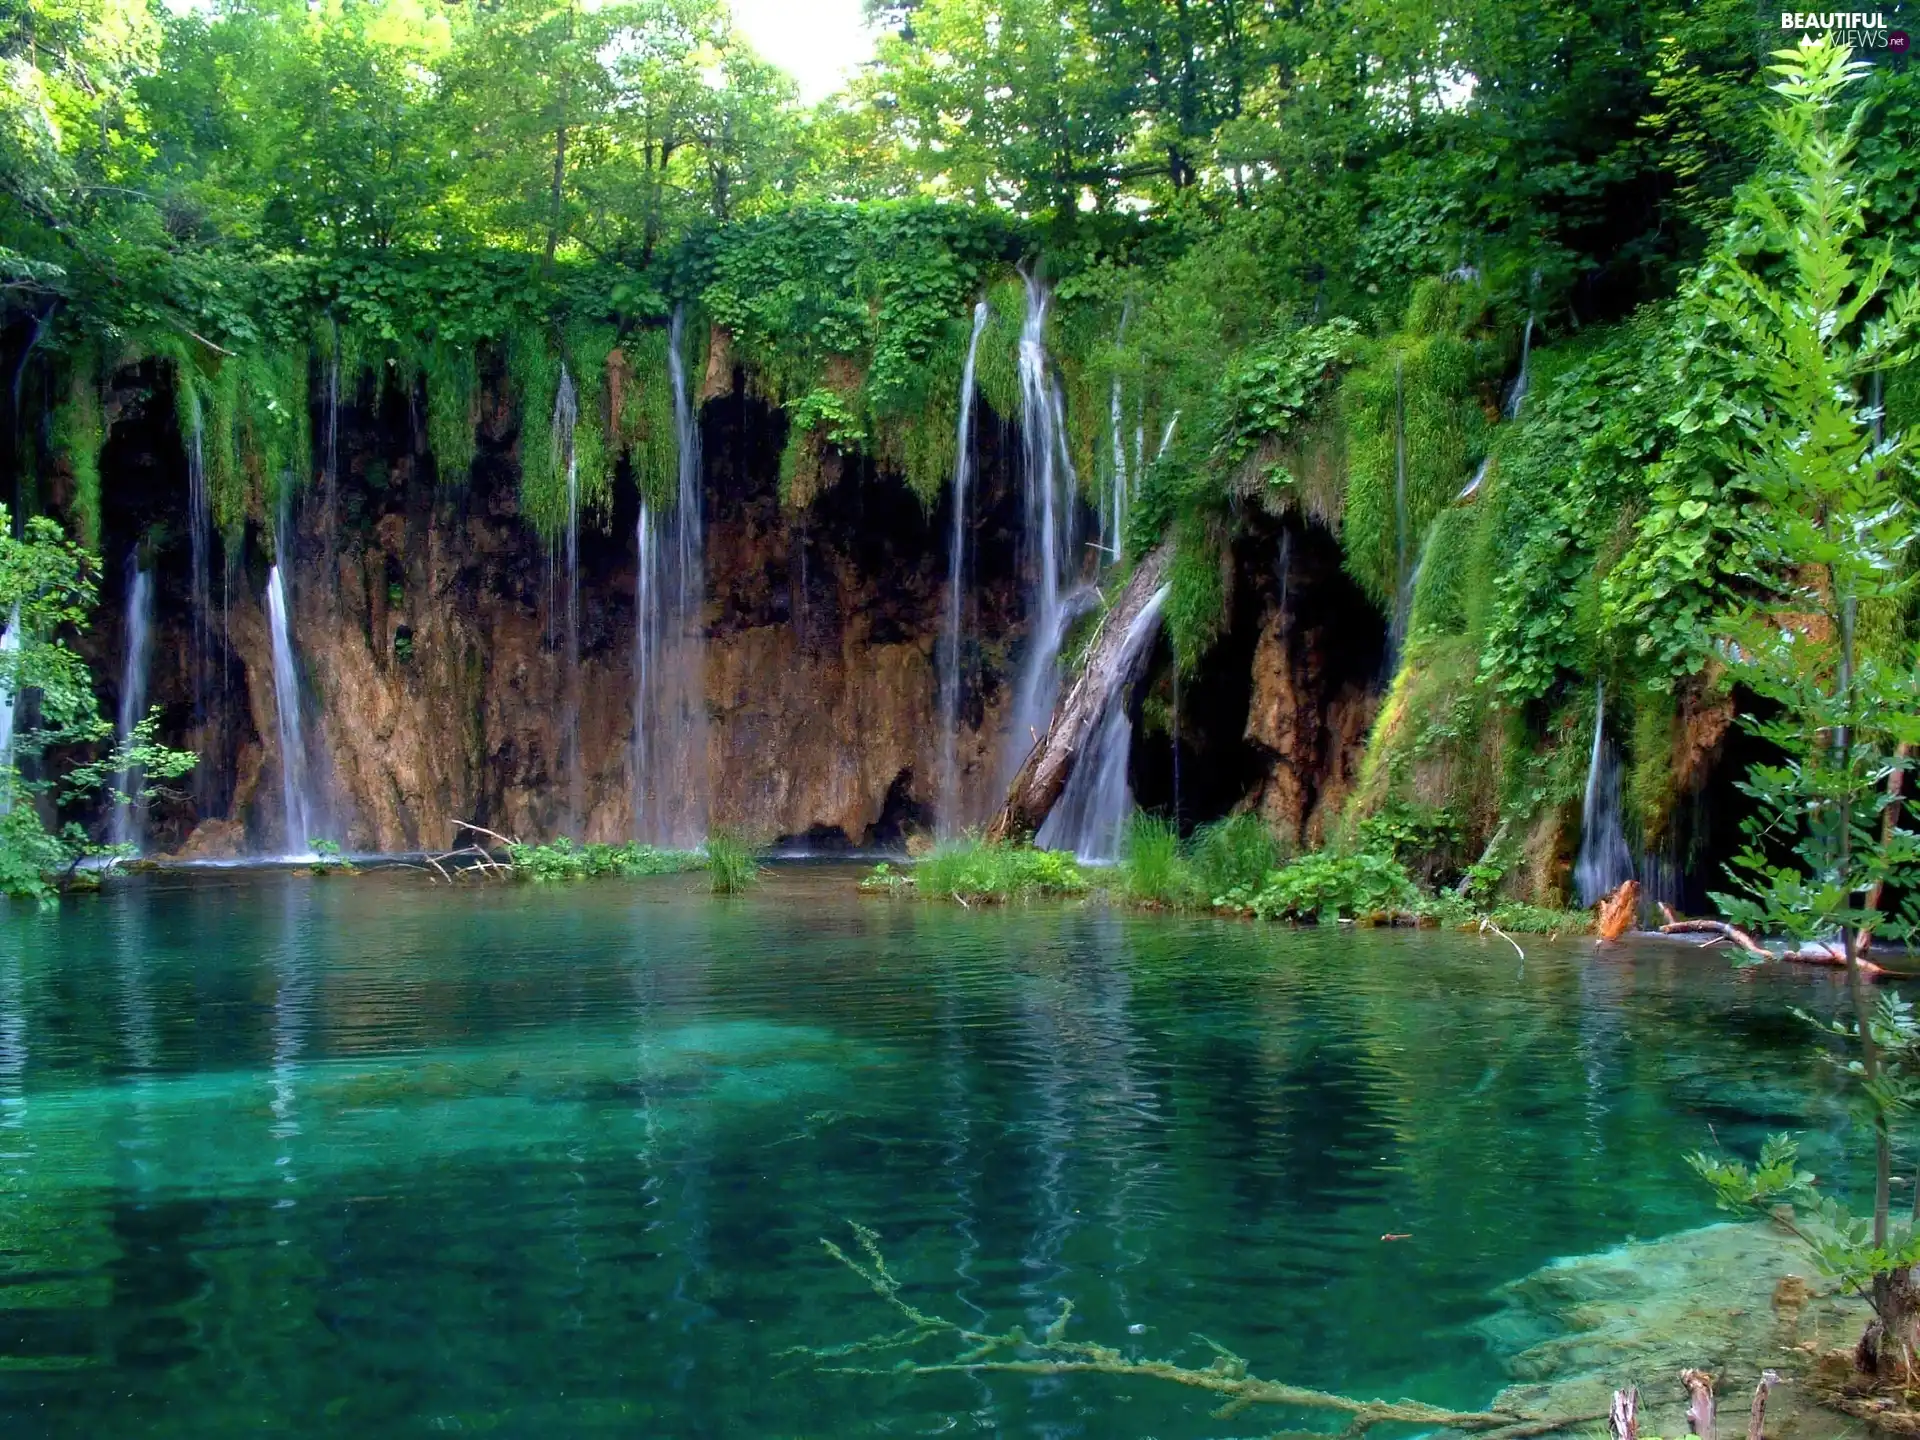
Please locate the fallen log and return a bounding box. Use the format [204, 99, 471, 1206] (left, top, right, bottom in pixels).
[1654, 907, 1888, 977]
[988, 545, 1171, 841]
[1658, 917, 1769, 958]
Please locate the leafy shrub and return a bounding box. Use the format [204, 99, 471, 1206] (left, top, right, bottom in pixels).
[913, 838, 1087, 902]
[1249, 851, 1418, 922]
[858, 861, 912, 894]
[705, 831, 761, 894]
[507, 837, 703, 883]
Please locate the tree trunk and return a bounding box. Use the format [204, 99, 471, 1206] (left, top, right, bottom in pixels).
[1866, 1264, 1920, 1379]
[989, 546, 1171, 841]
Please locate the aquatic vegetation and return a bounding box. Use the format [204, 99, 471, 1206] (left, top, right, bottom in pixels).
[505, 837, 703, 883]
[910, 837, 1088, 902]
[704, 831, 762, 894]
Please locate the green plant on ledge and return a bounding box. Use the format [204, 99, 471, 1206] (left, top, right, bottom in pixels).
[506, 837, 703, 882]
[705, 832, 762, 894]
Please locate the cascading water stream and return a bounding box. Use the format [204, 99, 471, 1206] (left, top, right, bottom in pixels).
[937, 300, 991, 836]
[108, 556, 155, 851]
[1003, 269, 1085, 783]
[632, 306, 709, 846]
[0, 604, 19, 816]
[266, 563, 318, 858]
[1506, 313, 1535, 420]
[1574, 682, 1634, 906]
[1034, 585, 1171, 862]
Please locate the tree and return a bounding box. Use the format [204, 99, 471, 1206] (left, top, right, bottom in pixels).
[1687, 36, 1920, 1377]
[0, 506, 195, 906]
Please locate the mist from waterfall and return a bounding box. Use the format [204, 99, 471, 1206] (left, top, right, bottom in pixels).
[937, 300, 991, 836]
[1034, 585, 1170, 862]
[632, 305, 710, 846]
[109, 556, 155, 851]
[1003, 268, 1085, 783]
[1574, 683, 1634, 906]
[266, 563, 318, 857]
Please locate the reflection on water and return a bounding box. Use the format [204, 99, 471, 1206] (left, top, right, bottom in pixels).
[0, 868, 1869, 1437]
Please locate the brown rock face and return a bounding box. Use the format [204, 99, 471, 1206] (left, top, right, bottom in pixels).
[77, 356, 1386, 859]
[90, 356, 1030, 853]
[1235, 519, 1383, 848]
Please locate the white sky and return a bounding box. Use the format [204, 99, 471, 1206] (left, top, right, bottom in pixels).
[729, 0, 877, 104]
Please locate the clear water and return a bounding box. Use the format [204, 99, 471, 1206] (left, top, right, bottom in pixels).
[0, 869, 1866, 1437]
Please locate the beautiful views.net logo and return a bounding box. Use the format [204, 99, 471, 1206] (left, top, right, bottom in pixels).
[1779, 12, 1911, 50]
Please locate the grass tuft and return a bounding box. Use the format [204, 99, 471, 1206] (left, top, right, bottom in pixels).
[705, 831, 762, 894]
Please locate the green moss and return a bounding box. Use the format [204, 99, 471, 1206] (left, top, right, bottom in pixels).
[507, 328, 563, 537]
[52, 364, 104, 549]
[1405, 502, 1480, 638]
[1628, 683, 1679, 843]
[1340, 333, 1484, 608]
[615, 325, 678, 510]
[1164, 516, 1227, 675]
[424, 341, 479, 486]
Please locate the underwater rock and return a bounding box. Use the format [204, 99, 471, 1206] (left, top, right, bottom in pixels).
[1479, 1221, 1868, 1438]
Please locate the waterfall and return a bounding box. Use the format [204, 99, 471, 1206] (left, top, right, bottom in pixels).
[1457, 455, 1491, 502]
[1003, 268, 1085, 782]
[266, 564, 318, 857]
[937, 300, 991, 836]
[1574, 682, 1634, 906]
[632, 306, 709, 845]
[1156, 413, 1179, 462]
[1506, 314, 1535, 420]
[108, 557, 155, 851]
[1035, 585, 1170, 862]
[0, 604, 19, 816]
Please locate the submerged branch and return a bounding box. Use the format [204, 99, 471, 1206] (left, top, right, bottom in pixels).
[799, 1223, 1601, 1439]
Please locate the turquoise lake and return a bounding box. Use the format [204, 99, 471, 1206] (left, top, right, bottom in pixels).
[0, 867, 1869, 1436]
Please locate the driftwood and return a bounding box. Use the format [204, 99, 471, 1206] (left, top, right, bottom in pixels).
[1596, 880, 1641, 941]
[1682, 1368, 1717, 1440]
[989, 545, 1171, 841]
[1609, 1385, 1639, 1440]
[1746, 1369, 1777, 1440]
